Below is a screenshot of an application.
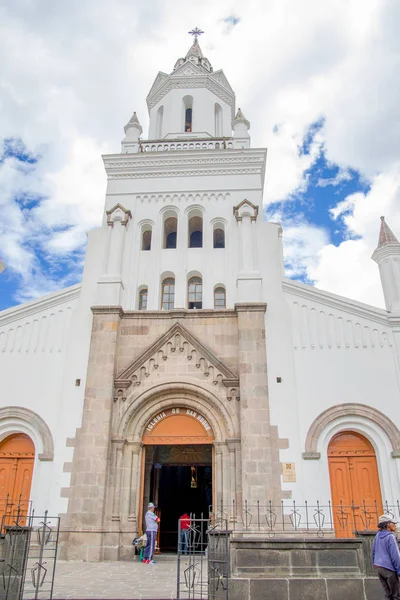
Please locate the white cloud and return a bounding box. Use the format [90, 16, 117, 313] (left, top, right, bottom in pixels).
[308, 166, 400, 307]
[0, 0, 399, 307]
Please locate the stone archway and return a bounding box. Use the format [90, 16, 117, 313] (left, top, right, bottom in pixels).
[303, 403, 400, 460]
[0, 406, 54, 461]
[109, 382, 240, 555]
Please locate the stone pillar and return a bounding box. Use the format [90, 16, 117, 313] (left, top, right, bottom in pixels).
[234, 200, 262, 302]
[126, 443, 142, 522]
[236, 303, 280, 507]
[64, 307, 122, 561]
[111, 439, 125, 520]
[214, 442, 224, 511]
[227, 438, 241, 510]
[96, 204, 131, 306]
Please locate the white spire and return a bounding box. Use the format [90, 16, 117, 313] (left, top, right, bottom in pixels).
[372, 216, 400, 313]
[185, 38, 204, 60]
[232, 108, 250, 148]
[124, 111, 143, 136]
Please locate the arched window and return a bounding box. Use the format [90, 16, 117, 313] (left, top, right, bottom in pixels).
[214, 287, 226, 309]
[188, 277, 202, 309]
[164, 216, 178, 249]
[142, 227, 152, 251]
[183, 96, 193, 133]
[161, 278, 175, 310]
[138, 288, 148, 310]
[156, 106, 164, 139]
[213, 227, 225, 249]
[215, 103, 223, 137]
[188, 214, 203, 248]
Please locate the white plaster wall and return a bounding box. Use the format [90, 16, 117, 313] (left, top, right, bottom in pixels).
[264, 274, 400, 507]
[98, 153, 266, 311]
[0, 287, 79, 514]
[148, 87, 232, 139]
[0, 226, 105, 516]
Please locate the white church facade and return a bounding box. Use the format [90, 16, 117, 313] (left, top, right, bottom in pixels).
[1, 36, 400, 561]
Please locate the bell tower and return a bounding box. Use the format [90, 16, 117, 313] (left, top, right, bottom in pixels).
[144, 28, 239, 143]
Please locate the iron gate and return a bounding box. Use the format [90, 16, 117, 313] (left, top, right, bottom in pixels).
[176, 517, 229, 599]
[0, 501, 60, 600]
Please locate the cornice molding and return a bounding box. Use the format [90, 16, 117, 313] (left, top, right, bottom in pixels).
[0, 284, 81, 326]
[92, 307, 237, 319]
[91, 306, 124, 317]
[283, 279, 389, 326]
[235, 303, 267, 313]
[372, 244, 400, 263]
[107, 167, 261, 180]
[103, 150, 267, 180]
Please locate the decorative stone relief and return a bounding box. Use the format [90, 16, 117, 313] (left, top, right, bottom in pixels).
[291, 301, 393, 350]
[115, 322, 239, 401]
[233, 199, 259, 222]
[106, 203, 132, 226]
[136, 192, 230, 204]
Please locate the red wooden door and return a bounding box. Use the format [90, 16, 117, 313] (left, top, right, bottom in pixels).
[328, 432, 382, 537]
[0, 434, 34, 527]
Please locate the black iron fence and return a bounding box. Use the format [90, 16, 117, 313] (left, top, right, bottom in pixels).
[176, 517, 229, 600]
[211, 499, 398, 538]
[0, 499, 60, 600]
[0, 496, 32, 534]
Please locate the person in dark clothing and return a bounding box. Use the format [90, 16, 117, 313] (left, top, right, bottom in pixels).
[372, 513, 400, 599]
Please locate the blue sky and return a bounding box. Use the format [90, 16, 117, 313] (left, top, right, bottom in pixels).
[1, 0, 399, 311]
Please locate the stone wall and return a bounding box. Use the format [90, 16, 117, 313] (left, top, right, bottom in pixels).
[228, 534, 383, 600]
[62, 304, 286, 561]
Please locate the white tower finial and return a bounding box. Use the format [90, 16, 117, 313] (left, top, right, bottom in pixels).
[121, 111, 143, 153]
[372, 216, 400, 313]
[232, 108, 250, 149]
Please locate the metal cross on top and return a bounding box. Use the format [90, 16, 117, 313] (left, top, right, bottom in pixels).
[188, 27, 204, 42]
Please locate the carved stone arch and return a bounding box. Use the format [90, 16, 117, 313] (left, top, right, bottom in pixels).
[0, 406, 54, 461]
[118, 382, 236, 443]
[303, 403, 400, 459]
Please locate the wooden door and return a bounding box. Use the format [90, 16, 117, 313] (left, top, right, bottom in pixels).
[328, 432, 383, 537]
[0, 434, 34, 527]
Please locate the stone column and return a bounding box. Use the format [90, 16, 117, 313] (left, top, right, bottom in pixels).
[111, 439, 125, 520]
[64, 307, 122, 561]
[236, 303, 280, 508]
[227, 438, 240, 510]
[214, 443, 224, 511]
[127, 443, 142, 522]
[234, 200, 262, 302]
[96, 204, 131, 306]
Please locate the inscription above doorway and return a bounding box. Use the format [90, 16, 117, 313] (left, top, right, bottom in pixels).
[142, 407, 215, 445]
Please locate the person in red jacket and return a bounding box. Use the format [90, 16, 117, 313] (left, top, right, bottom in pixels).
[179, 512, 191, 554]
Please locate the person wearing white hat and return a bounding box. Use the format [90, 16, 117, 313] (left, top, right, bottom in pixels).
[142, 502, 160, 565]
[372, 514, 400, 599]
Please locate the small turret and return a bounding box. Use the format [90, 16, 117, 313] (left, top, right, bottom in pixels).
[121, 112, 143, 153]
[232, 108, 250, 149]
[372, 216, 400, 313]
[0, 259, 5, 274]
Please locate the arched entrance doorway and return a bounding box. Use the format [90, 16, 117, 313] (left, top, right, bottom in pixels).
[0, 433, 34, 526]
[328, 431, 383, 537]
[140, 407, 214, 551]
